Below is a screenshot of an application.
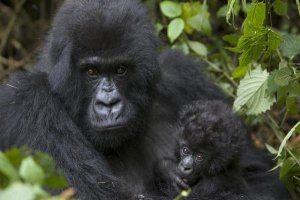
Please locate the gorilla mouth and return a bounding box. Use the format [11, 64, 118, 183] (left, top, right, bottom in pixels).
[96, 123, 127, 131]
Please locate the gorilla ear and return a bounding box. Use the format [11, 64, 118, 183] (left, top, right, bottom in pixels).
[48, 43, 72, 92]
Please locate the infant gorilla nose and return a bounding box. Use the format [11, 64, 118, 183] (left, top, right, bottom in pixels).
[178, 158, 193, 176]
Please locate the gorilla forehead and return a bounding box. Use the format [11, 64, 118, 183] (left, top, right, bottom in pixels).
[52, 0, 155, 53]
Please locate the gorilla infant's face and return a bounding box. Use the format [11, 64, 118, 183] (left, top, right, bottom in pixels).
[177, 141, 208, 185]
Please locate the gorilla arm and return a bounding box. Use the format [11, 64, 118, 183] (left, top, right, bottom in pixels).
[0, 72, 121, 200]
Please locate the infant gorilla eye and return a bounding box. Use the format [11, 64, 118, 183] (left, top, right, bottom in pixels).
[86, 66, 99, 76]
[182, 147, 191, 155]
[195, 153, 204, 162]
[115, 65, 128, 77]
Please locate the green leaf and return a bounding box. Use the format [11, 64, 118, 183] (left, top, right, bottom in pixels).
[226, 0, 237, 24]
[0, 183, 48, 200]
[223, 34, 240, 46]
[280, 33, 300, 59]
[286, 96, 299, 115]
[155, 23, 163, 33]
[231, 27, 281, 68]
[243, 3, 265, 33]
[274, 67, 292, 86]
[267, 70, 279, 95]
[187, 12, 212, 36]
[44, 176, 68, 189]
[232, 65, 247, 79]
[265, 144, 278, 154]
[167, 18, 184, 43]
[234, 67, 275, 115]
[277, 122, 300, 157]
[0, 152, 19, 182]
[289, 81, 300, 97]
[280, 158, 296, 180]
[277, 86, 289, 105]
[268, 30, 283, 51]
[273, 0, 288, 16]
[181, 2, 201, 34]
[187, 40, 207, 56]
[19, 157, 45, 185]
[218, 3, 240, 19]
[296, 123, 300, 133]
[160, 1, 182, 18]
[172, 42, 189, 55]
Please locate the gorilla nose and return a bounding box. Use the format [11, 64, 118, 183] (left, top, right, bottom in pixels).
[179, 163, 193, 175]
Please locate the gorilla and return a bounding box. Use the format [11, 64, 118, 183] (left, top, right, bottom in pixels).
[155, 100, 247, 199]
[0, 0, 291, 200]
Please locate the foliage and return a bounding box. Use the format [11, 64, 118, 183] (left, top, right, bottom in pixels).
[156, 0, 300, 199]
[0, 0, 300, 199]
[0, 148, 75, 200]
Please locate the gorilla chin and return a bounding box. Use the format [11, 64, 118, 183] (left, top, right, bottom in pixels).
[87, 105, 141, 150]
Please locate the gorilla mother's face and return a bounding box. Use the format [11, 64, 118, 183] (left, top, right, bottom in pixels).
[46, 0, 159, 149]
[52, 1, 160, 150]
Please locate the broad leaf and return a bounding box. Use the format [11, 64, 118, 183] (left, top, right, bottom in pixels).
[160, 1, 181, 18]
[280, 33, 300, 59]
[0, 152, 19, 182]
[167, 18, 184, 43]
[188, 41, 207, 56]
[274, 67, 292, 86]
[234, 67, 275, 115]
[243, 3, 265, 33]
[0, 183, 48, 200]
[273, 0, 288, 16]
[19, 157, 45, 185]
[187, 5, 211, 35]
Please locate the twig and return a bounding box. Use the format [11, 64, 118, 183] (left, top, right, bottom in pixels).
[0, 0, 27, 56]
[295, 0, 300, 16]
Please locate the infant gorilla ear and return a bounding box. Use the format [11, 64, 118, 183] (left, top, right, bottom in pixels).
[177, 100, 246, 180]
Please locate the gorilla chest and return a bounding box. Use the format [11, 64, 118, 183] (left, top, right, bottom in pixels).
[107, 147, 154, 194]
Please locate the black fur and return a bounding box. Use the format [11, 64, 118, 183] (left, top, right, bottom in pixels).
[155, 100, 247, 199]
[0, 0, 291, 200]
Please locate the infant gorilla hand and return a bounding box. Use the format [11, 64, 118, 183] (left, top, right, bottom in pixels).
[158, 158, 190, 191]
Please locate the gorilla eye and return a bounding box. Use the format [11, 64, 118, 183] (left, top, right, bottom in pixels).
[115, 65, 127, 77]
[195, 153, 204, 162]
[86, 66, 99, 76]
[182, 147, 191, 155]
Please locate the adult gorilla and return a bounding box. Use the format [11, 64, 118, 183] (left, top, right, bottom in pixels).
[0, 0, 290, 200]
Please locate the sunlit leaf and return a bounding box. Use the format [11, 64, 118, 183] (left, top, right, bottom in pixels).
[243, 3, 265, 33]
[160, 1, 182, 18]
[277, 122, 300, 157]
[0, 183, 48, 200]
[265, 144, 278, 155]
[19, 157, 45, 185]
[187, 40, 207, 56]
[167, 18, 184, 43]
[234, 67, 275, 115]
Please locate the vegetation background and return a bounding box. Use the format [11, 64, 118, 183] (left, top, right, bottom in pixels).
[0, 0, 299, 199]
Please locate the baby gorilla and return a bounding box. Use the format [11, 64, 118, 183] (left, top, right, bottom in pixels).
[155, 100, 247, 200]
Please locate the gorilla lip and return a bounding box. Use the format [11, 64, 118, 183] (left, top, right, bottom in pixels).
[94, 123, 126, 131]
